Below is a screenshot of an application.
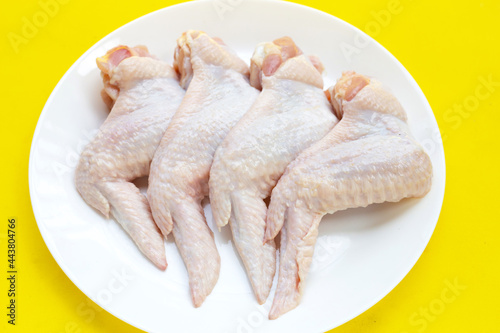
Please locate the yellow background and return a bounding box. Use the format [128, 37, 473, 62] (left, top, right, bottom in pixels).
[1, 0, 499, 332]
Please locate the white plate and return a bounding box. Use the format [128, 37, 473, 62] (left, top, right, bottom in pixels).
[29, 1, 446, 332]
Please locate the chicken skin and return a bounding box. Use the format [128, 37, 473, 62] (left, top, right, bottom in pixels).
[265, 72, 433, 319]
[75, 46, 185, 270]
[209, 37, 338, 304]
[148, 31, 259, 307]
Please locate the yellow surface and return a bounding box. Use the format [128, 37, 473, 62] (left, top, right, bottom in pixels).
[1, 0, 499, 332]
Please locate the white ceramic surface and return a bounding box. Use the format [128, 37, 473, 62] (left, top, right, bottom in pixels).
[29, 1, 446, 332]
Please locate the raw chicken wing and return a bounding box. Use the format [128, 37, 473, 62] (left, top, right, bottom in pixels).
[75, 46, 185, 270]
[209, 37, 338, 304]
[265, 72, 433, 319]
[148, 31, 259, 307]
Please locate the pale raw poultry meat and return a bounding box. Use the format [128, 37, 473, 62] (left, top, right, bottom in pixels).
[147, 31, 260, 307]
[209, 37, 338, 304]
[75, 45, 185, 270]
[265, 71, 433, 319]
